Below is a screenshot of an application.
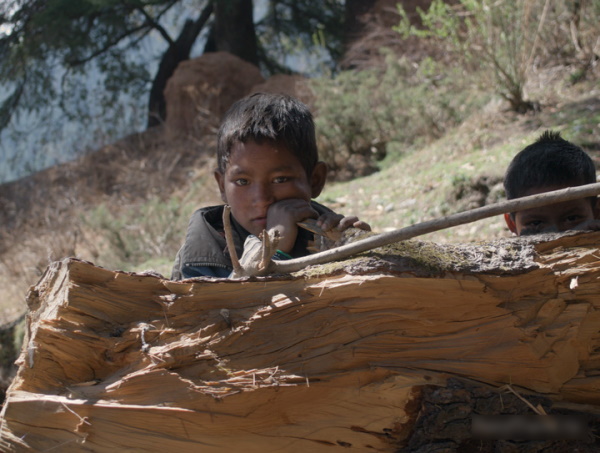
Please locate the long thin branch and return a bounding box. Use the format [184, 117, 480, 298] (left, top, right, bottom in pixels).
[131, 0, 180, 46]
[223, 205, 242, 274]
[525, 0, 550, 72]
[67, 23, 151, 66]
[67, 1, 181, 66]
[273, 182, 600, 274]
[136, 6, 174, 45]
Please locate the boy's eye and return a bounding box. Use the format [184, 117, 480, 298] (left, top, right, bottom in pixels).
[234, 178, 249, 186]
[520, 220, 546, 236]
[565, 214, 583, 223]
[525, 220, 544, 227]
[273, 176, 290, 184]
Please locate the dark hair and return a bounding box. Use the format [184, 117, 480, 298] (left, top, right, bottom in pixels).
[504, 130, 596, 200]
[216, 92, 318, 175]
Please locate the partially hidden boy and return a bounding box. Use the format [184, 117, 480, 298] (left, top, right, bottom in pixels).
[171, 92, 371, 279]
[503, 130, 600, 236]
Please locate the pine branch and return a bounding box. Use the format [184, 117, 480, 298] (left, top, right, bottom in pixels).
[136, 6, 174, 45]
[66, 1, 181, 66]
[66, 23, 153, 66]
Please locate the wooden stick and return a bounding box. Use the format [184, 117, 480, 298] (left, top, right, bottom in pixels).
[222, 205, 243, 274]
[273, 182, 600, 274]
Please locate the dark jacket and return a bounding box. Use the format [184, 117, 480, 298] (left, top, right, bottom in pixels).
[171, 202, 333, 280]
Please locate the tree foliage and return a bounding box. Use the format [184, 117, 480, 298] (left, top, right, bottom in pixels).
[1, 0, 159, 126]
[0, 0, 345, 136]
[255, 0, 345, 74]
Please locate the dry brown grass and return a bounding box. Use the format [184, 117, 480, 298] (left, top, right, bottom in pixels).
[0, 126, 220, 321]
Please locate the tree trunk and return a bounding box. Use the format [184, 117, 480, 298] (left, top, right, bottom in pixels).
[147, 3, 214, 128]
[2, 231, 600, 451]
[213, 0, 258, 66]
[343, 0, 377, 48]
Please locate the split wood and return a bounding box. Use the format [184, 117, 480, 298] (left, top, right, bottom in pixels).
[226, 182, 600, 276]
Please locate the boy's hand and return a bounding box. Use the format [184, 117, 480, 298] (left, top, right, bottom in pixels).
[298, 213, 372, 253]
[266, 199, 318, 253]
[316, 213, 372, 233]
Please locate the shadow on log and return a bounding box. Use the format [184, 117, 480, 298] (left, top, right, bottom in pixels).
[0, 316, 24, 405]
[1, 232, 600, 451]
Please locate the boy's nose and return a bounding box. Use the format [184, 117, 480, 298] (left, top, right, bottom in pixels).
[252, 183, 275, 206]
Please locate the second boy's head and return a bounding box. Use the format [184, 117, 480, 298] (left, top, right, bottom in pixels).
[503, 130, 598, 235]
[214, 93, 327, 236]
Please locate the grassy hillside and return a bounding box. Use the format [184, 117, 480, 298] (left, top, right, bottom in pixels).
[320, 77, 600, 243]
[1, 45, 599, 327]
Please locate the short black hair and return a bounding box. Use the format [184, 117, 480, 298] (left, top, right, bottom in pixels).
[504, 130, 596, 200]
[216, 92, 318, 176]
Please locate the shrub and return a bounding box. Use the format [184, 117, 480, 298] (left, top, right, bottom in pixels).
[535, 0, 600, 80]
[395, 0, 552, 113]
[311, 52, 483, 181]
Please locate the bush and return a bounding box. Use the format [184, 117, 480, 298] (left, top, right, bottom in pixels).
[535, 0, 600, 80]
[311, 52, 483, 180]
[395, 0, 600, 111]
[395, 0, 550, 113]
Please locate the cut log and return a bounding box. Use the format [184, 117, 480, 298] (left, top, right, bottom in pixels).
[2, 232, 600, 451]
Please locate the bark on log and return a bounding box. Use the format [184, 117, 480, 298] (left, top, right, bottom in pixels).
[2, 231, 600, 451]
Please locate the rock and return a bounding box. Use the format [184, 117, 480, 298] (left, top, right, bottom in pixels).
[250, 74, 315, 109]
[164, 51, 265, 139]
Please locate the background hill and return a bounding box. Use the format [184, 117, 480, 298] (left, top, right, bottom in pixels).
[1, 0, 599, 327]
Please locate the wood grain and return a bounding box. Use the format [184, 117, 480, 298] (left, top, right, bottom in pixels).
[2, 231, 600, 451]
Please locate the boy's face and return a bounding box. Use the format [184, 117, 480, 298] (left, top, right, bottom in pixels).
[214, 140, 326, 236]
[505, 185, 599, 235]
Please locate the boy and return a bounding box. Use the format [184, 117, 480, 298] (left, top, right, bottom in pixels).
[171, 92, 371, 279]
[503, 130, 599, 236]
